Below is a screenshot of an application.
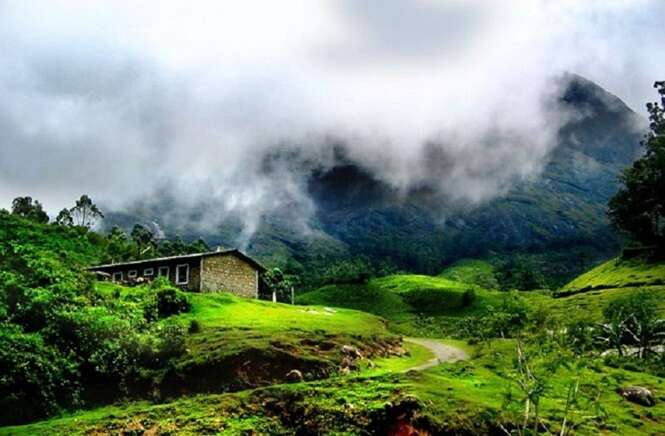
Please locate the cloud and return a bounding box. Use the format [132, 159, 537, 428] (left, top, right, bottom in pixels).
[0, 0, 663, 242]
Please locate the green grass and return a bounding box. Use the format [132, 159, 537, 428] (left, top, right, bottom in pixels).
[564, 258, 665, 291]
[9, 259, 665, 434]
[300, 258, 665, 333]
[298, 273, 507, 336]
[438, 258, 500, 290]
[9, 338, 665, 435]
[358, 341, 435, 377]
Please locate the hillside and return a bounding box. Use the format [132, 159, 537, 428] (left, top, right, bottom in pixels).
[298, 262, 526, 337]
[105, 74, 645, 287]
[0, 213, 403, 426]
[298, 257, 665, 333]
[5, 217, 665, 434]
[8, 334, 665, 434]
[564, 258, 665, 291]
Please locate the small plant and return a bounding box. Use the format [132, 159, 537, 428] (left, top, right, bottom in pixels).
[188, 319, 201, 334]
[461, 288, 476, 307]
[155, 288, 191, 318]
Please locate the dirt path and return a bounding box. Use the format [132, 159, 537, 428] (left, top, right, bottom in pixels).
[403, 338, 469, 371]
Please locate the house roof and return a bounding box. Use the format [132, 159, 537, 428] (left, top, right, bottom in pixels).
[88, 249, 267, 272]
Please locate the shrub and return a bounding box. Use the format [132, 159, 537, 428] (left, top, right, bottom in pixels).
[461, 288, 476, 307]
[0, 325, 79, 425]
[599, 290, 664, 358]
[188, 319, 201, 334]
[154, 322, 187, 363]
[147, 288, 191, 319]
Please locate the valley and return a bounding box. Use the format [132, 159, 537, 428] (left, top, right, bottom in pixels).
[3, 215, 665, 435]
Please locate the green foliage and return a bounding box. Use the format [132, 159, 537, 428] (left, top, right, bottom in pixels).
[11, 197, 49, 223]
[261, 267, 294, 301]
[317, 256, 397, 285]
[439, 259, 499, 290]
[55, 209, 73, 226]
[563, 257, 665, 291]
[461, 288, 476, 307]
[0, 213, 193, 425]
[565, 317, 596, 356]
[495, 254, 549, 290]
[599, 290, 665, 358]
[0, 325, 78, 425]
[152, 288, 191, 319]
[609, 81, 665, 247]
[188, 319, 201, 334]
[459, 292, 530, 342]
[69, 195, 104, 229]
[130, 224, 156, 255]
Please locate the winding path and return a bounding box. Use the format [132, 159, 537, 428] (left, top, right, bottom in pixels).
[403, 338, 469, 371]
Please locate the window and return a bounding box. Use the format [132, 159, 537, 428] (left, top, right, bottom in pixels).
[176, 264, 189, 285]
[112, 271, 123, 282]
[144, 268, 154, 276]
[128, 270, 138, 279]
[158, 266, 169, 277]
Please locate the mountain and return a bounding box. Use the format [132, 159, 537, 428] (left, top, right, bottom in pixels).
[105, 75, 645, 287]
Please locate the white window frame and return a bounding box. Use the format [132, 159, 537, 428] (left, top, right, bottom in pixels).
[158, 266, 169, 277]
[143, 268, 154, 276]
[175, 264, 189, 285]
[128, 270, 138, 279]
[112, 271, 123, 282]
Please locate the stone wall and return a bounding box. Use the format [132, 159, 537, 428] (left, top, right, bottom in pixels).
[201, 254, 258, 298]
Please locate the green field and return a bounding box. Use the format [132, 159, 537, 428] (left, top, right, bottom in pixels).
[7, 336, 665, 435]
[564, 258, 665, 290]
[6, 252, 665, 434]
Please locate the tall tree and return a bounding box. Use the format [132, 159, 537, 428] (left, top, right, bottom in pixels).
[70, 195, 104, 228]
[55, 208, 73, 226]
[130, 224, 156, 257]
[608, 81, 665, 247]
[11, 196, 49, 223]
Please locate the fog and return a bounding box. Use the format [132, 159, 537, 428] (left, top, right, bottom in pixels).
[1, 1, 663, 239]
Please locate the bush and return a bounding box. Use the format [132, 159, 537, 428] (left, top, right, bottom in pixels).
[188, 319, 201, 334]
[461, 288, 476, 307]
[147, 288, 191, 319]
[0, 325, 79, 425]
[154, 322, 187, 363]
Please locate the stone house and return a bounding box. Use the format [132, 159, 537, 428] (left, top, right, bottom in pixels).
[89, 249, 266, 298]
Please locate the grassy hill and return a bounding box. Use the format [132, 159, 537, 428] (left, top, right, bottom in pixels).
[297, 266, 510, 337]
[0, 212, 404, 426]
[298, 257, 665, 333]
[5, 211, 665, 434]
[8, 337, 665, 435]
[564, 258, 665, 291]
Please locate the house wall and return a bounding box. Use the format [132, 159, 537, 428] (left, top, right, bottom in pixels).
[201, 254, 258, 298]
[98, 258, 201, 291]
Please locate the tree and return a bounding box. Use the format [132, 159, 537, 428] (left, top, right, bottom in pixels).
[608, 81, 665, 247]
[261, 268, 294, 302]
[69, 195, 104, 228]
[130, 224, 156, 257]
[105, 226, 132, 262]
[54, 209, 73, 226]
[11, 197, 49, 223]
[598, 290, 665, 358]
[188, 238, 210, 253]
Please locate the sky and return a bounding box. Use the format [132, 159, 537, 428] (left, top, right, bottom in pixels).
[1, 0, 664, 233]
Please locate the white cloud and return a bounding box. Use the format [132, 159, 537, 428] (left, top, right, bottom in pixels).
[0, 0, 662, 234]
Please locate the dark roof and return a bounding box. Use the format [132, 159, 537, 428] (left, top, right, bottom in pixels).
[88, 249, 266, 272]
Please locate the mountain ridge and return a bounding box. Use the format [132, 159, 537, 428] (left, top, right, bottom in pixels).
[105, 74, 646, 286]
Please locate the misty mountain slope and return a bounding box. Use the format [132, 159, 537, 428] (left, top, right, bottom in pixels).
[289, 75, 644, 281]
[105, 75, 644, 285]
